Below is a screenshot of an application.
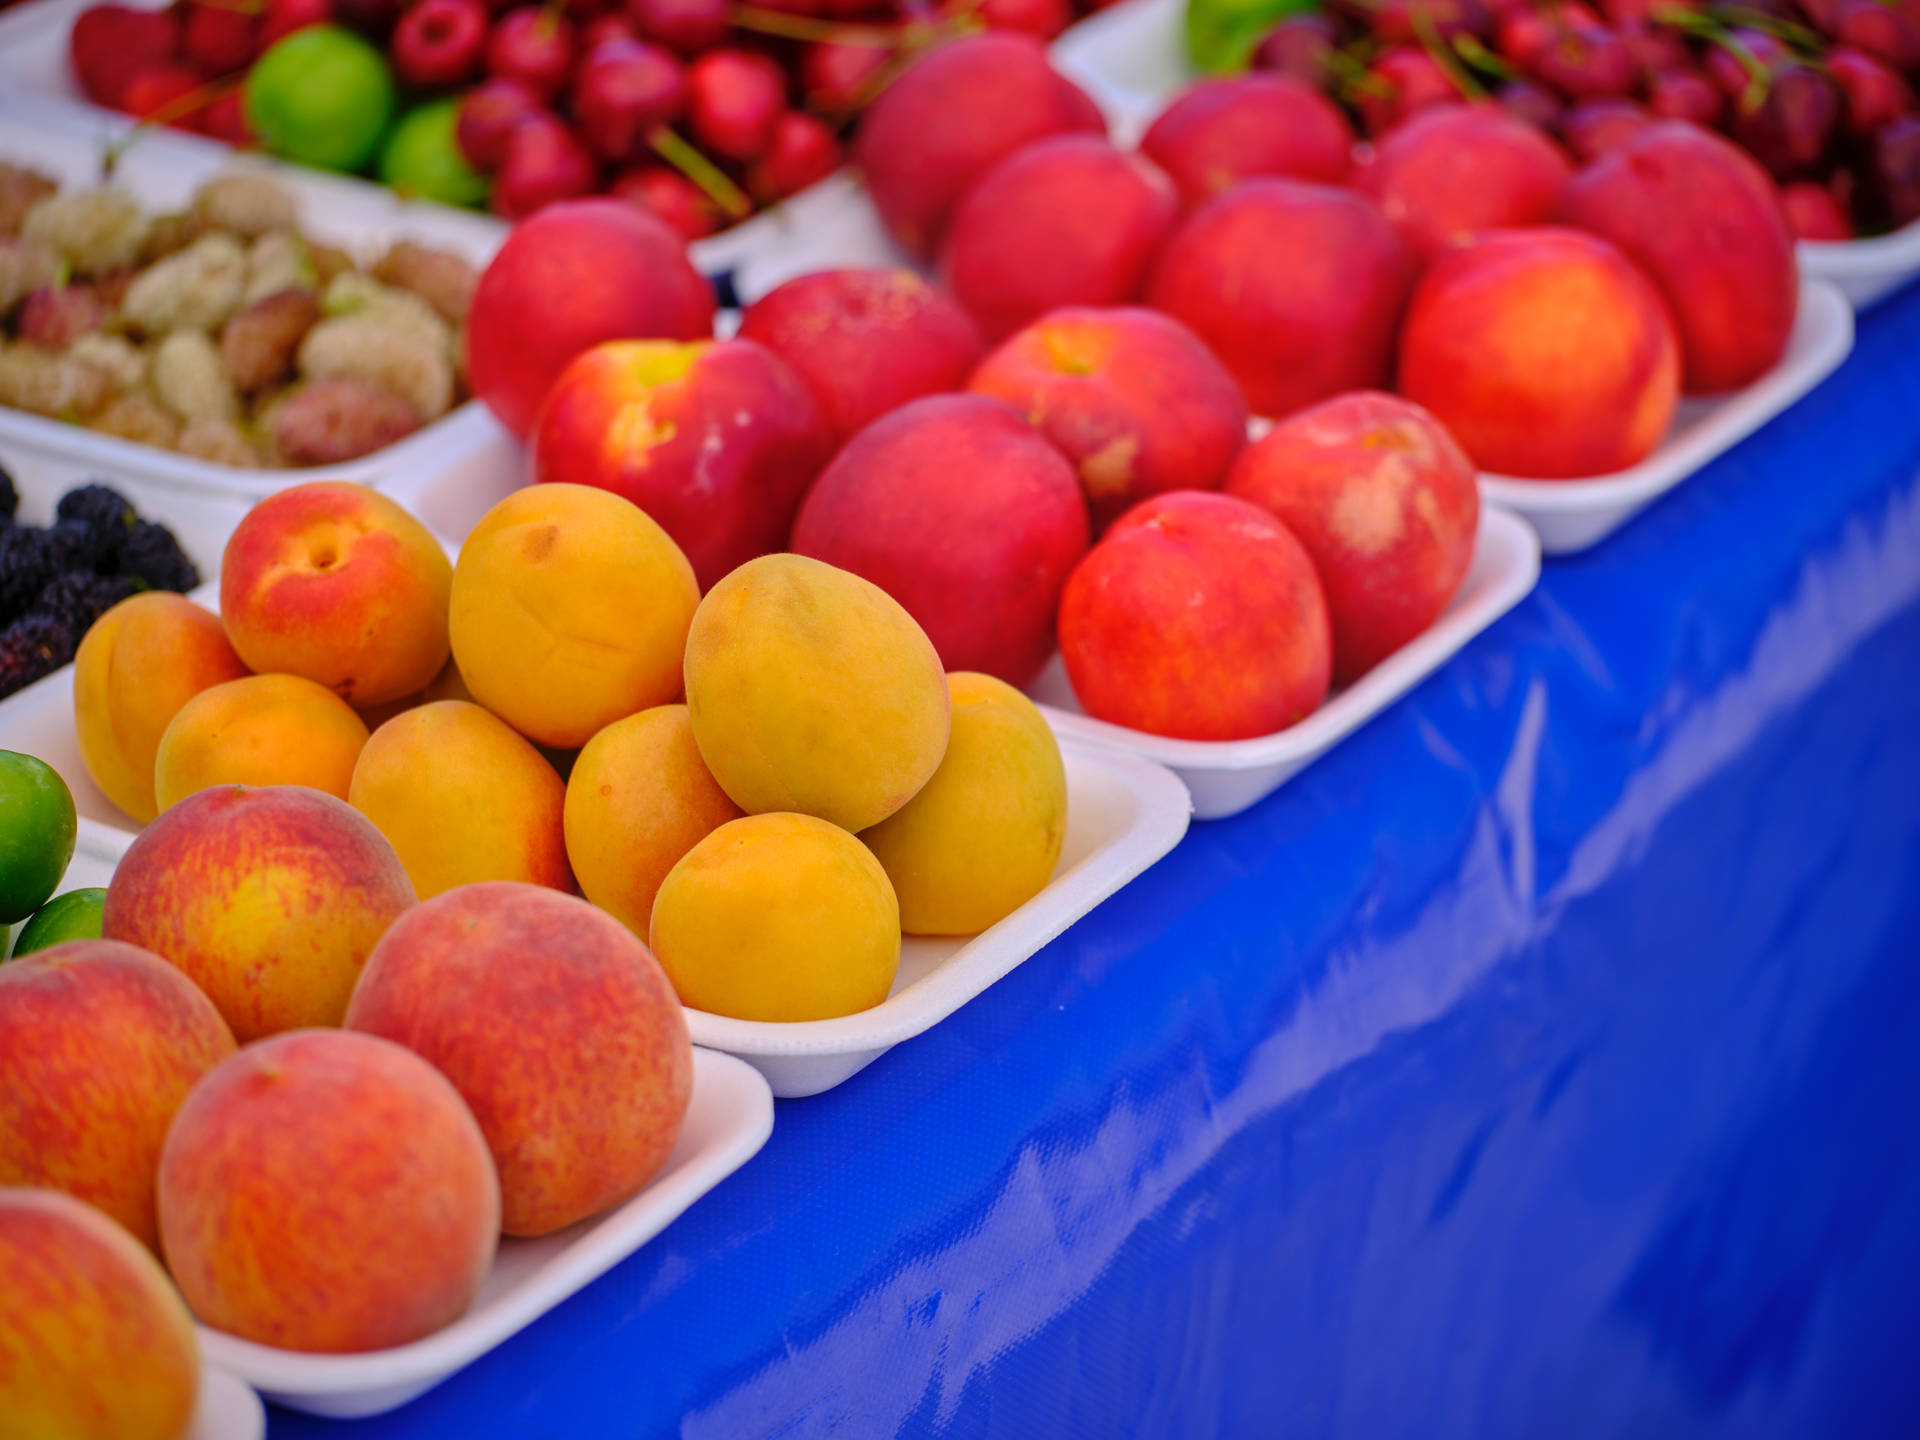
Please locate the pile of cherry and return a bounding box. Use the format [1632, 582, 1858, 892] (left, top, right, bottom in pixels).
[60, 0, 1125, 231]
[1251, 0, 1920, 239]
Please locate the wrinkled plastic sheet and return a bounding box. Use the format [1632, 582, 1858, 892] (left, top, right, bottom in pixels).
[275, 280, 1920, 1440]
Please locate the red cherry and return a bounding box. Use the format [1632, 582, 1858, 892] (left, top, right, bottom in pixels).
[1705, 29, 1786, 105]
[581, 12, 639, 47]
[1833, 0, 1920, 72]
[1646, 68, 1723, 127]
[745, 110, 841, 202]
[1250, 15, 1337, 89]
[1529, 24, 1637, 98]
[486, 7, 578, 99]
[610, 164, 722, 239]
[798, 38, 891, 116]
[967, 0, 1072, 40]
[1498, 78, 1565, 131]
[1731, 64, 1841, 178]
[1617, 18, 1687, 77]
[258, 0, 333, 48]
[1355, 47, 1461, 136]
[1874, 114, 1920, 226]
[121, 65, 208, 128]
[457, 75, 544, 169]
[181, 1, 257, 73]
[69, 5, 181, 109]
[492, 112, 598, 218]
[624, 0, 726, 54]
[573, 39, 689, 163]
[1558, 97, 1653, 161]
[686, 48, 787, 161]
[1827, 47, 1918, 139]
[392, 0, 489, 88]
[1780, 179, 1853, 240]
[1370, 0, 1490, 44]
[199, 88, 258, 146]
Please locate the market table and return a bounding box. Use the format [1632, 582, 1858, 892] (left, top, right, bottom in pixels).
[270, 279, 1920, 1439]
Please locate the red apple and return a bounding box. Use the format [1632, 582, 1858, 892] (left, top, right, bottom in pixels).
[531, 337, 834, 591]
[573, 38, 688, 163]
[686, 48, 787, 161]
[790, 393, 1091, 687]
[392, 0, 488, 88]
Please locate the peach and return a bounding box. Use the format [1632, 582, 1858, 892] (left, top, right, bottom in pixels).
[157, 1029, 499, 1353]
[0, 1188, 198, 1440]
[736, 268, 986, 442]
[449, 483, 700, 749]
[466, 198, 717, 440]
[1140, 74, 1354, 203]
[349, 700, 574, 899]
[861, 672, 1067, 936]
[564, 704, 743, 941]
[351, 653, 474, 732]
[650, 812, 900, 1021]
[1146, 178, 1414, 418]
[790, 394, 1090, 685]
[684, 553, 950, 832]
[72, 592, 248, 825]
[0, 940, 235, 1252]
[967, 306, 1247, 530]
[853, 32, 1106, 259]
[104, 785, 416, 1042]
[529, 338, 833, 591]
[1396, 226, 1680, 477]
[152, 673, 369, 811]
[218, 481, 453, 708]
[1226, 391, 1479, 685]
[346, 882, 693, 1237]
[938, 136, 1180, 342]
[1559, 121, 1797, 394]
[1058, 491, 1332, 741]
[1352, 102, 1573, 260]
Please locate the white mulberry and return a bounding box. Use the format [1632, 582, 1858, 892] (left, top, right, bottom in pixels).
[298, 316, 452, 421]
[122, 232, 248, 336]
[152, 329, 240, 424]
[192, 174, 298, 239]
[20, 190, 150, 276]
[177, 417, 261, 467]
[243, 230, 317, 305]
[321, 271, 454, 359]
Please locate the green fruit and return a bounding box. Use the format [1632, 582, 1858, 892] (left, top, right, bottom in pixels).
[0, 751, 77, 926]
[379, 99, 491, 209]
[245, 25, 396, 173]
[9, 888, 107, 961]
[1185, 0, 1318, 73]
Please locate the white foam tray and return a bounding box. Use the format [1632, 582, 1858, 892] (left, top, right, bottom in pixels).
[1480, 277, 1854, 554]
[0, 100, 509, 504]
[1030, 504, 1540, 820]
[187, 1365, 265, 1440]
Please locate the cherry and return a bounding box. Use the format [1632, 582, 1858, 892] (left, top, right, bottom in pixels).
[199, 89, 257, 146]
[1646, 67, 1724, 127]
[1873, 114, 1920, 225]
[1250, 15, 1337, 88]
[745, 110, 842, 202]
[1731, 63, 1840, 177]
[392, 0, 489, 88]
[625, 0, 727, 55]
[1705, 29, 1787, 105]
[1559, 97, 1654, 160]
[181, 1, 257, 73]
[121, 65, 207, 128]
[799, 38, 892, 116]
[332, 0, 400, 41]
[1498, 78, 1565, 131]
[492, 112, 598, 218]
[971, 0, 1072, 39]
[69, 5, 181, 109]
[1369, 0, 1491, 43]
[1354, 46, 1461, 136]
[1529, 24, 1637, 99]
[686, 48, 787, 161]
[1779, 179, 1853, 238]
[574, 39, 689, 163]
[1827, 47, 1918, 139]
[581, 12, 639, 48]
[1496, 2, 1600, 65]
[1833, 0, 1920, 72]
[457, 75, 544, 170]
[258, 0, 333, 48]
[1617, 18, 1687, 77]
[611, 164, 722, 239]
[487, 7, 578, 100]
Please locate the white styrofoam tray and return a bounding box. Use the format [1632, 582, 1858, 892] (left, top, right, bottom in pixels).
[1030, 504, 1540, 821]
[186, 1364, 265, 1440]
[685, 740, 1191, 1096]
[1796, 227, 1920, 312]
[0, 101, 510, 504]
[1480, 277, 1854, 554]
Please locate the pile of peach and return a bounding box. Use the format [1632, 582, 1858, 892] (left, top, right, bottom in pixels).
[71, 475, 1070, 1016]
[1, 800, 692, 1437]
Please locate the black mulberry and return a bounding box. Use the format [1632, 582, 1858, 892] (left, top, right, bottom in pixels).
[35, 571, 136, 640]
[117, 520, 200, 594]
[0, 613, 77, 700]
[0, 526, 57, 625]
[51, 483, 137, 571]
[0, 462, 16, 524]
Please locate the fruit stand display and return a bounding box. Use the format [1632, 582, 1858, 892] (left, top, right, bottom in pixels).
[4, 0, 1920, 1436]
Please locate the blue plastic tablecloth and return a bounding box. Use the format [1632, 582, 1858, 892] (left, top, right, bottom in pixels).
[277, 280, 1920, 1440]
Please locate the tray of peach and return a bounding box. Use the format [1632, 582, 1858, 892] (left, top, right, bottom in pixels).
[7, 809, 775, 1421]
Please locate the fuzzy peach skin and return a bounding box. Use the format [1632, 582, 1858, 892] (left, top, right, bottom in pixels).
[859, 672, 1067, 937]
[349, 700, 574, 899]
[218, 482, 453, 708]
[968, 306, 1248, 531]
[1145, 178, 1415, 419]
[1396, 226, 1681, 478]
[152, 672, 370, 812]
[0, 1188, 199, 1440]
[450, 484, 701, 749]
[73, 593, 249, 825]
[104, 785, 417, 1042]
[529, 338, 834, 592]
[346, 882, 693, 1238]
[564, 704, 743, 941]
[790, 394, 1091, 688]
[1226, 391, 1479, 686]
[1058, 491, 1333, 741]
[1352, 102, 1573, 261]
[1140, 74, 1354, 203]
[1558, 120, 1797, 395]
[852, 31, 1105, 260]
[157, 1029, 499, 1353]
[683, 554, 950, 833]
[938, 136, 1181, 343]
[650, 812, 901, 1022]
[736, 268, 986, 443]
[0, 941, 234, 1253]
[465, 199, 717, 440]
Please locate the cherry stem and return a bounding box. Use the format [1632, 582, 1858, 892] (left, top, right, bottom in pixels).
[726, 4, 903, 43]
[647, 125, 752, 219]
[1411, 3, 1485, 98]
[101, 73, 241, 180]
[1450, 32, 1515, 81]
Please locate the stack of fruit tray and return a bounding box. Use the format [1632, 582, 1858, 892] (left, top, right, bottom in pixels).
[1049, 0, 1920, 310]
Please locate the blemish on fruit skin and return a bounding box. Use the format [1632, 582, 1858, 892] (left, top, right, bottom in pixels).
[521, 525, 558, 564]
[1079, 436, 1139, 499]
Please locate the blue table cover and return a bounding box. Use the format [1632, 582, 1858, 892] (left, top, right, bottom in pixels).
[276, 280, 1920, 1440]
